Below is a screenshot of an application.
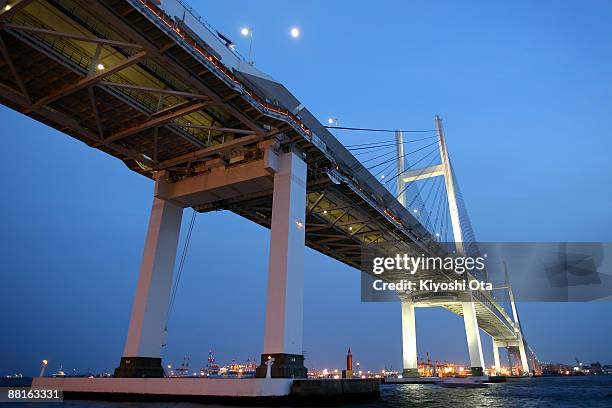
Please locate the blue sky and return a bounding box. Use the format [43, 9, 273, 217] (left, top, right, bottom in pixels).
[1, 0, 612, 376]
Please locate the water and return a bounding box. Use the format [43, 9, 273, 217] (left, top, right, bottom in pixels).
[372, 377, 612, 408]
[3, 377, 611, 408]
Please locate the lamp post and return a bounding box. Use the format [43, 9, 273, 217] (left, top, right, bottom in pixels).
[39, 360, 48, 377]
[327, 117, 339, 137]
[241, 27, 254, 65]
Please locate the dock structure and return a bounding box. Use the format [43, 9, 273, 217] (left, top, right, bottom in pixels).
[32, 377, 380, 403]
[1, 0, 536, 400]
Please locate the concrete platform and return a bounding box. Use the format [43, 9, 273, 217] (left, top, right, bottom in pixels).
[32, 377, 380, 405]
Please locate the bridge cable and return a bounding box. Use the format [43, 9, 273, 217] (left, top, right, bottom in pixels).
[366, 141, 439, 172]
[443, 192, 451, 246]
[388, 148, 439, 193]
[346, 135, 437, 149]
[431, 177, 447, 238]
[350, 142, 437, 178]
[421, 175, 443, 231]
[374, 146, 436, 181]
[325, 125, 436, 133]
[352, 144, 397, 157]
[407, 166, 437, 210]
[165, 209, 197, 332]
[381, 145, 439, 185]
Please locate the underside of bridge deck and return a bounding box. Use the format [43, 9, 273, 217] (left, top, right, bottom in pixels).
[0, 0, 438, 268]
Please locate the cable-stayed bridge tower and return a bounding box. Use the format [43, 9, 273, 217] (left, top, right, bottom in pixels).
[394, 116, 532, 377]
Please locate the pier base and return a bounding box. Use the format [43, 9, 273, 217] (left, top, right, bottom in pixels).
[113, 357, 164, 378]
[470, 367, 484, 377]
[402, 368, 420, 377]
[31, 377, 379, 404]
[255, 353, 307, 378]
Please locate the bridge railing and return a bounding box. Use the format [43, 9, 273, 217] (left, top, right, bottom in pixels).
[154, 0, 247, 66]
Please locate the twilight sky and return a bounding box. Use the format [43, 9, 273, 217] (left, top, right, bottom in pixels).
[1, 0, 612, 376]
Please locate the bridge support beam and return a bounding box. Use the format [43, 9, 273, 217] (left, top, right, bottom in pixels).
[114, 196, 184, 378]
[256, 151, 307, 378]
[462, 295, 485, 377]
[518, 340, 530, 376]
[492, 340, 501, 375]
[400, 299, 419, 377]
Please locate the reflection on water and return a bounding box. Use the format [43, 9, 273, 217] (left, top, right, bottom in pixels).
[370, 376, 612, 408]
[6, 376, 612, 408]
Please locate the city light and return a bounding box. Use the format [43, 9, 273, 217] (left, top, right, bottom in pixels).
[290, 27, 300, 38]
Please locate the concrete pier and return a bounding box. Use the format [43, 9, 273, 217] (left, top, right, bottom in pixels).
[115, 197, 184, 378]
[257, 151, 308, 378]
[32, 377, 380, 405]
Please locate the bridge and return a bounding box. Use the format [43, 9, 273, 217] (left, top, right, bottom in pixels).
[0, 0, 537, 388]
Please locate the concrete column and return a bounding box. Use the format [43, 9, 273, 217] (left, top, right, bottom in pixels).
[492, 340, 501, 375]
[257, 151, 307, 378]
[114, 196, 183, 377]
[401, 299, 419, 377]
[435, 115, 464, 255]
[462, 295, 485, 377]
[518, 339, 530, 376]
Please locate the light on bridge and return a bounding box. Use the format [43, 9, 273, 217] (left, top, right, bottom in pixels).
[290, 27, 300, 38]
[97, 63, 105, 70]
[3, 4, 11, 11]
[240, 27, 252, 37]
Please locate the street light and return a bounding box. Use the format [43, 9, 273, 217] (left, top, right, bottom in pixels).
[290, 27, 300, 38]
[39, 359, 48, 377]
[240, 27, 254, 65]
